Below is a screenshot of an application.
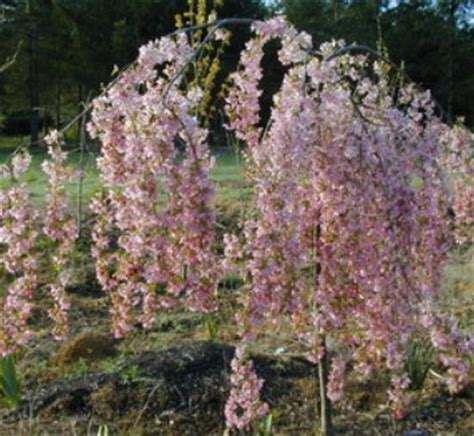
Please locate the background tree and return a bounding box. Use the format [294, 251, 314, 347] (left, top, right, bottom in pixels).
[0, 0, 50, 144]
[0, 0, 268, 144]
[1, 0, 472, 143]
[281, 0, 474, 126]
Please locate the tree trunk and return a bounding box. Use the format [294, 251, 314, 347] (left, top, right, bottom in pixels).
[318, 338, 333, 435]
[313, 223, 333, 435]
[76, 91, 90, 237]
[77, 86, 84, 143]
[28, 18, 39, 146]
[55, 79, 61, 129]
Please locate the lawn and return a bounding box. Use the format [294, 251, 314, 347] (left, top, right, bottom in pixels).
[0, 135, 250, 207]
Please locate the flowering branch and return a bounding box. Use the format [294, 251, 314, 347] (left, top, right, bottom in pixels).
[88, 26, 220, 336]
[0, 152, 38, 356]
[42, 130, 78, 340]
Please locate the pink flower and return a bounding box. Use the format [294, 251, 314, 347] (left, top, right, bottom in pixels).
[225, 345, 269, 430]
[224, 16, 472, 417]
[89, 29, 219, 336]
[41, 142, 78, 339]
[0, 179, 38, 356]
[11, 151, 31, 179]
[44, 128, 60, 145]
[327, 356, 347, 402]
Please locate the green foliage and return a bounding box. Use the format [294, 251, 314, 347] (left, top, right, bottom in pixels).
[97, 424, 109, 436]
[98, 355, 125, 373]
[404, 339, 433, 391]
[0, 354, 21, 409]
[119, 364, 142, 385]
[205, 315, 219, 341]
[98, 356, 143, 385]
[259, 413, 273, 436]
[0, 0, 268, 141]
[67, 358, 91, 378]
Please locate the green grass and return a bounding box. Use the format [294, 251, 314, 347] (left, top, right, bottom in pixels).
[211, 147, 252, 203]
[0, 136, 249, 206]
[0, 145, 101, 206]
[442, 247, 474, 331]
[0, 135, 30, 152]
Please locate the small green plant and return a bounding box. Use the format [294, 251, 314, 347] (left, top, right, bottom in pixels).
[99, 355, 126, 374]
[259, 413, 273, 436]
[119, 364, 142, 385]
[67, 358, 91, 378]
[0, 354, 21, 408]
[205, 315, 219, 341]
[405, 339, 433, 390]
[97, 424, 109, 436]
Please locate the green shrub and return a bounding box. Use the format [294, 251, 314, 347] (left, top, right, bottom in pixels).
[405, 339, 433, 390]
[0, 354, 20, 408]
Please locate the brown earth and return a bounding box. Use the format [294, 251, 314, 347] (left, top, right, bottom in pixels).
[0, 228, 472, 435]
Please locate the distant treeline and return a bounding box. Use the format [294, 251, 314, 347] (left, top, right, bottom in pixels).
[0, 0, 472, 145]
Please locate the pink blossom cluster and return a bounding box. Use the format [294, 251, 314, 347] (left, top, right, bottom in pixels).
[41, 131, 78, 339]
[225, 16, 311, 149]
[90, 193, 117, 292]
[388, 372, 412, 419]
[440, 124, 473, 245]
[224, 16, 473, 419]
[327, 355, 347, 402]
[88, 31, 219, 337]
[0, 151, 38, 356]
[452, 179, 473, 245]
[421, 306, 472, 393]
[222, 233, 243, 273]
[1, 140, 79, 353]
[224, 345, 269, 430]
[11, 151, 32, 179]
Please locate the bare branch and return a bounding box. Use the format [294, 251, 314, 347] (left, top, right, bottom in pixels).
[0, 41, 22, 74]
[324, 43, 395, 65]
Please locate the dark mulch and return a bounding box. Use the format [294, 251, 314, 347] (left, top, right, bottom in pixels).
[1, 342, 316, 435]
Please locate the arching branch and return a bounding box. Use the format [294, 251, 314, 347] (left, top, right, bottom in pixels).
[6, 18, 256, 158]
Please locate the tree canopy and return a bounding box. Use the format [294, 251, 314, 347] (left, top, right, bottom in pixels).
[0, 0, 473, 144]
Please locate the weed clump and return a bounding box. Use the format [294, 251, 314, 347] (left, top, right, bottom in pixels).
[56, 331, 117, 366]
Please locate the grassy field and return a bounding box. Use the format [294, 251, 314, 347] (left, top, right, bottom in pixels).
[0, 135, 250, 207]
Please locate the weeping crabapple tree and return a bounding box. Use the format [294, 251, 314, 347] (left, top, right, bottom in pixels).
[86, 16, 472, 433]
[222, 17, 473, 433]
[0, 14, 471, 434]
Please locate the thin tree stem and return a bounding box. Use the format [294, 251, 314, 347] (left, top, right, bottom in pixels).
[76, 92, 90, 237]
[318, 337, 333, 435]
[313, 222, 333, 435]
